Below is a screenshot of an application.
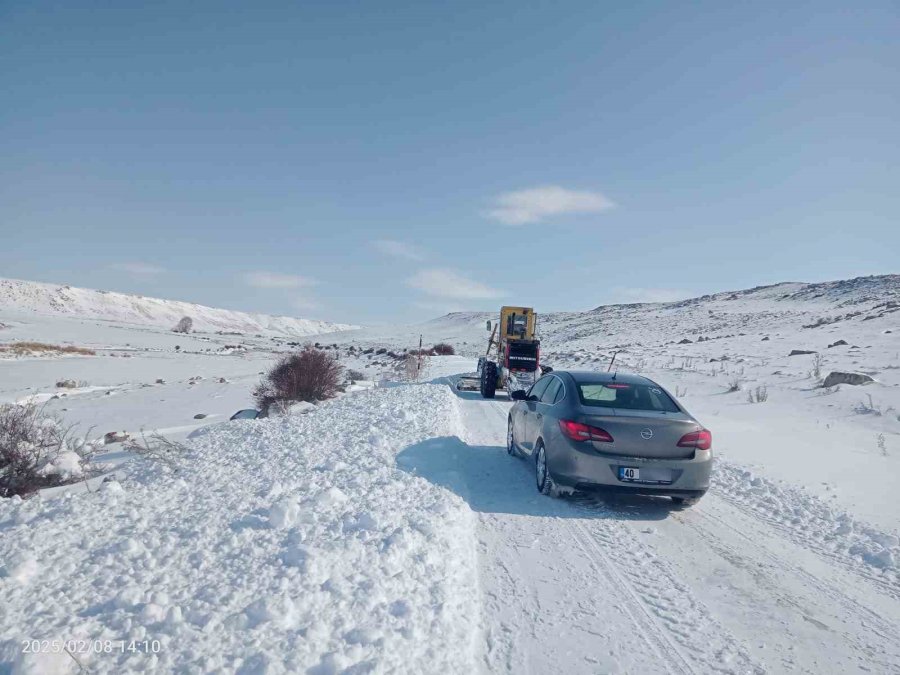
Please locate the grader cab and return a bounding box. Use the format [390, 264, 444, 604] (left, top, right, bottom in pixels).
[457, 306, 542, 399]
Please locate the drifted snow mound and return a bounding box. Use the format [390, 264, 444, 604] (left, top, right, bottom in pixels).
[0, 385, 479, 674]
[715, 463, 899, 578]
[0, 277, 356, 337]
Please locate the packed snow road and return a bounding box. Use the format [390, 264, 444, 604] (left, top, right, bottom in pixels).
[421, 380, 900, 674]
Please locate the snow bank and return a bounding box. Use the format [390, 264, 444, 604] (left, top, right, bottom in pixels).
[715, 461, 899, 581]
[0, 384, 480, 674]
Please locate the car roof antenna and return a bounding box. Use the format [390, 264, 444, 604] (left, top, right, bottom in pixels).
[607, 351, 618, 373]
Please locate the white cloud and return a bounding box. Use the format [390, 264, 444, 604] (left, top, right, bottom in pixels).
[110, 262, 166, 277]
[485, 185, 614, 225]
[243, 271, 317, 289]
[612, 287, 690, 304]
[373, 239, 426, 261]
[406, 268, 504, 300]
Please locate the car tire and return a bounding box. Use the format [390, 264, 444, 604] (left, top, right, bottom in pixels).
[535, 442, 559, 497]
[507, 418, 521, 457]
[480, 361, 497, 399]
[672, 496, 701, 507]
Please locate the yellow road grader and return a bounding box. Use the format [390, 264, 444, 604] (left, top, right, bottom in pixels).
[457, 306, 543, 398]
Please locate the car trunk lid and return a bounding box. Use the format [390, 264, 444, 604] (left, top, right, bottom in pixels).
[578, 409, 699, 459]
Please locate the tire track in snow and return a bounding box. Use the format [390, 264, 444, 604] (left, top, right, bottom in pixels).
[452, 392, 758, 674]
[566, 518, 696, 675]
[670, 498, 900, 671]
[568, 499, 762, 675]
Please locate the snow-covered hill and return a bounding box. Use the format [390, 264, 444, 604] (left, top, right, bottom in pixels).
[315, 274, 900, 365]
[0, 278, 356, 337]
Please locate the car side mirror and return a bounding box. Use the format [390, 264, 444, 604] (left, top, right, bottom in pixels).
[510, 389, 527, 401]
[486, 320, 492, 332]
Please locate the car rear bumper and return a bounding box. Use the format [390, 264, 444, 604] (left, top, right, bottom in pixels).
[549, 444, 712, 495]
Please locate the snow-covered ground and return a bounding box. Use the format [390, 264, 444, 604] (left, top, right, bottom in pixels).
[1, 275, 898, 673]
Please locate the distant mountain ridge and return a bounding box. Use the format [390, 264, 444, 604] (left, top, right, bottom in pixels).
[417, 274, 899, 356]
[0, 278, 357, 337]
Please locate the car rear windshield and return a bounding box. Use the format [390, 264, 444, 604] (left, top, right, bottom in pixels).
[577, 382, 680, 412]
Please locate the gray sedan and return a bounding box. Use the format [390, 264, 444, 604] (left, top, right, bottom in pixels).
[508, 371, 711, 506]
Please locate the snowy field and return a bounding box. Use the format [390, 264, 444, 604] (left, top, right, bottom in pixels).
[1, 275, 899, 673]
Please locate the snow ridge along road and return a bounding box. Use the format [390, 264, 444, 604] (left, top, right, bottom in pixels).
[2, 384, 481, 674]
[440, 378, 900, 674]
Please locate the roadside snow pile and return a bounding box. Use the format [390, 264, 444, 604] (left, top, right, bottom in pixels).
[714, 461, 899, 585]
[0, 384, 480, 674]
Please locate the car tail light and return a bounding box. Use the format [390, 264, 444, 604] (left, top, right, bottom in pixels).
[677, 429, 712, 451]
[559, 420, 613, 443]
[604, 383, 631, 389]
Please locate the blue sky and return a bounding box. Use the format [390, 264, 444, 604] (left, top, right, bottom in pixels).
[2, 1, 897, 324]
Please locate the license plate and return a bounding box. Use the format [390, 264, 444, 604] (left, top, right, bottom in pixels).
[619, 467, 640, 481]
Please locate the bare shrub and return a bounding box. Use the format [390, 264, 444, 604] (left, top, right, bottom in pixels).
[432, 343, 455, 356]
[0, 404, 85, 497]
[0, 342, 95, 357]
[877, 433, 887, 456]
[747, 385, 768, 403]
[125, 431, 189, 467]
[172, 316, 194, 334]
[854, 394, 881, 416]
[253, 347, 343, 411]
[408, 348, 435, 357]
[810, 353, 824, 381]
[402, 353, 428, 381]
[347, 369, 366, 383]
[727, 377, 742, 393]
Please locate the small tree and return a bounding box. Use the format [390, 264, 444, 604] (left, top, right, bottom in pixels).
[173, 316, 193, 334]
[254, 347, 343, 411]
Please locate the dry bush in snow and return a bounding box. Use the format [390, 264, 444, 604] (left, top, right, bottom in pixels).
[172, 316, 193, 334]
[747, 385, 768, 403]
[402, 353, 428, 382]
[0, 404, 89, 497]
[810, 353, 824, 381]
[0, 342, 95, 357]
[432, 343, 455, 356]
[125, 431, 190, 467]
[254, 347, 344, 411]
[854, 394, 881, 416]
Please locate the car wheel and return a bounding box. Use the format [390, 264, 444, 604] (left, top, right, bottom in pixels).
[672, 496, 701, 507]
[507, 418, 520, 457]
[535, 443, 559, 497]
